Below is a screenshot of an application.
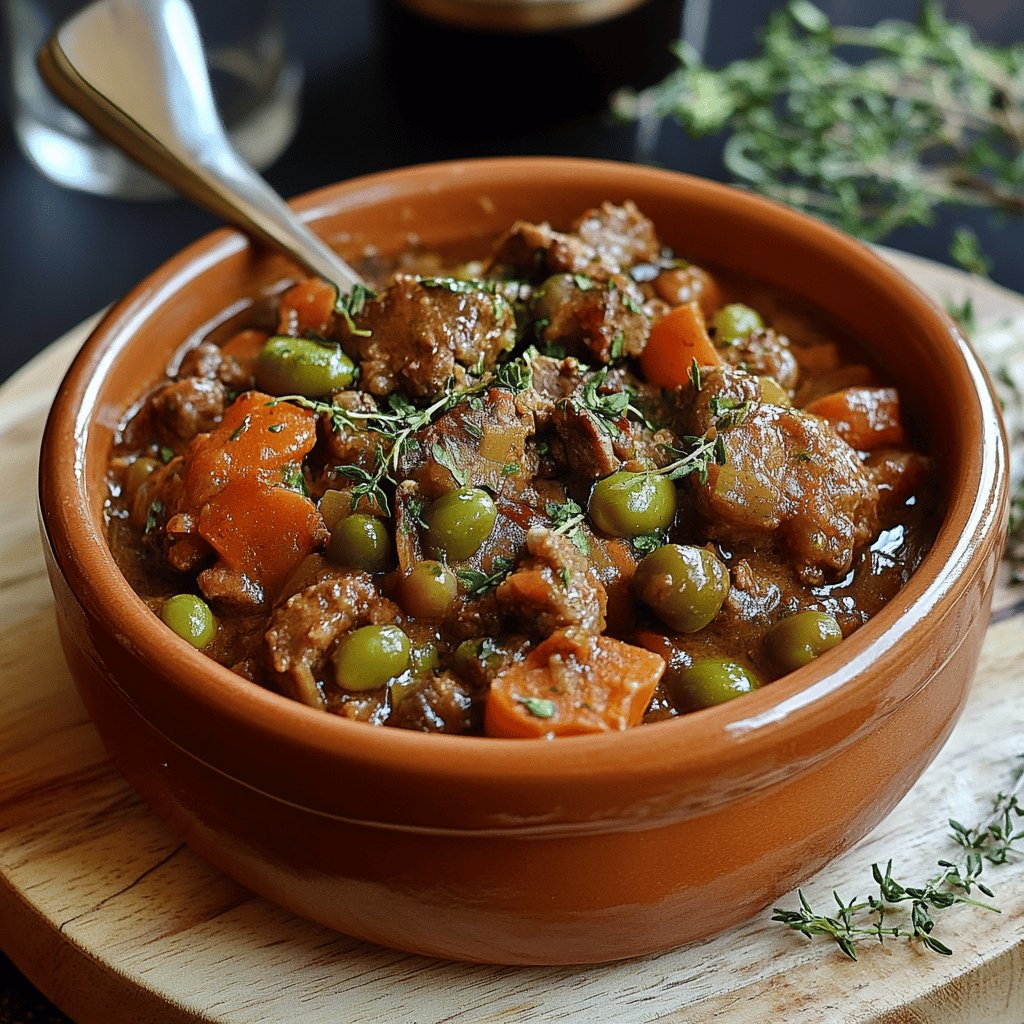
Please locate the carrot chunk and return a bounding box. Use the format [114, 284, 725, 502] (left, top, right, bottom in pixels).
[198, 477, 325, 598]
[640, 301, 721, 386]
[277, 277, 338, 337]
[804, 386, 907, 451]
[182, 391, 317, 510]
[485, 629, 665, 738]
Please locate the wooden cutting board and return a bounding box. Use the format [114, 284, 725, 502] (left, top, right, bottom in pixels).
[2, 253, 1023, 1024]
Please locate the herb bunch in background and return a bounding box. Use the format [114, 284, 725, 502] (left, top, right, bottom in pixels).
[613, 0, 1024, 262]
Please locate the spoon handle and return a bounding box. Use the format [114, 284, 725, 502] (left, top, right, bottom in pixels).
[37, 0, 365, 294]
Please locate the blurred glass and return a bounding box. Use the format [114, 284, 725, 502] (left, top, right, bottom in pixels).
[3, 0, 302, 199]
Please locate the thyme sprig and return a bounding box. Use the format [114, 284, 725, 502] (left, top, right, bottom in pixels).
[614, 0, 1024, 255]
[274, 355, 533, 515]
[334, 283, 376, 337]
[653, 432, 727, 485]
[457, 556, 516, 598]
[773, 756, 1024, 960]
[570, 367, 653, 438]
[546, 498, 591, 556]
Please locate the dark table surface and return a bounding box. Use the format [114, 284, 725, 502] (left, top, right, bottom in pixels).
[1, 1, 1021, 1020]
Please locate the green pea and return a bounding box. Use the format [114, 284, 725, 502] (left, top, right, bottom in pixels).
[423, 487, 497, 562]
[332, 624, 410, 691]
[256, 335, 356, 397]
[326, 514, 391, 571]
[764, 610, 843, 673]
[670, 658, 759, 712]
[712, 303, 764, 345]
[634, 544, 730, 633]
[531, 273, 578, 326]
[161, 594, 216, 649]
[409, 640, 440, 676]
[588, 471, 676, 538]
[398, 560, 458, 618]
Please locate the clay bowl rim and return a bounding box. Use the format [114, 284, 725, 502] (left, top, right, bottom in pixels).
[40, 156, 1008, 798]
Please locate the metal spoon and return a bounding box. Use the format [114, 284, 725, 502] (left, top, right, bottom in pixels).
[37, 0, 365, 294]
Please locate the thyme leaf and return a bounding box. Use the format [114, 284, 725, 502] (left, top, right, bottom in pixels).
[457, 556, 516, 598]
[546, 498, 591, 556]
[334, 282, 377, 338]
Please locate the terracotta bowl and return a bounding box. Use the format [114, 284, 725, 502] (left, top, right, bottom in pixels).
[39, 158, 1008, 965]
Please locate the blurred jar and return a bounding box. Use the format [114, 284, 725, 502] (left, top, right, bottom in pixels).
[3, 0, 302, 199]
[383, 0, 685, 134]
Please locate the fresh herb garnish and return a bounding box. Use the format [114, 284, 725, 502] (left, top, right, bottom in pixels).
[709, 396, 753, 429]
[688, 358, 703, 393]
[276, 355, 533, 515]
[228, 415, 251, 441]
[654, 433, 727, 485]
[516, 696, 556, 719]
[144, 499, 165, 535]
[570, 367, 650, 437]
[546, 498, 591, 556]
[431, 442, 469, 486]
[334, 282, 376, 338]
[280, 465, 308, 496]
[457, 556, 516, 598]
[632, 532, 664, 556]
[334, 459, 390, 514]
[773, 756, 1024, 960]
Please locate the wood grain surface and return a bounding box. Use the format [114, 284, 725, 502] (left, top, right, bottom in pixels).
[2, 255, 1023, 1024]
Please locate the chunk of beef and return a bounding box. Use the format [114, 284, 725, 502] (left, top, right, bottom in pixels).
[318, 389, 386, 475]
[486, 201, 661, 282]
[496, 527, 607, 637]
[148, 377, 227, 445]
[396, 387, 537, 500]
[348, 275, 517, 397]
[571, 200, 662, 274]
[684, 365, 764, 433]
[693, 402, 880, 584]
[177, 340, 252, 392]
[546, 370, 669, 483]
[517, 355, 585, 431]
[538, 273, 650, 364]
[197, 564, 264, 609]
[720, 328, 799, 393]
[549, 399, 620, 480]
[864, 449, 934, 515]
[264, 571, 399, 707]
[387, 671, 480, 733]
[485, 220, 597, 281]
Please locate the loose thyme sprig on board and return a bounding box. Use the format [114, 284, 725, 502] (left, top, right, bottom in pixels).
[772, 756, 1024, 960]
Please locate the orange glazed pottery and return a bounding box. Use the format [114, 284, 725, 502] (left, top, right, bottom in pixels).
[38, 158, 1009, 965]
